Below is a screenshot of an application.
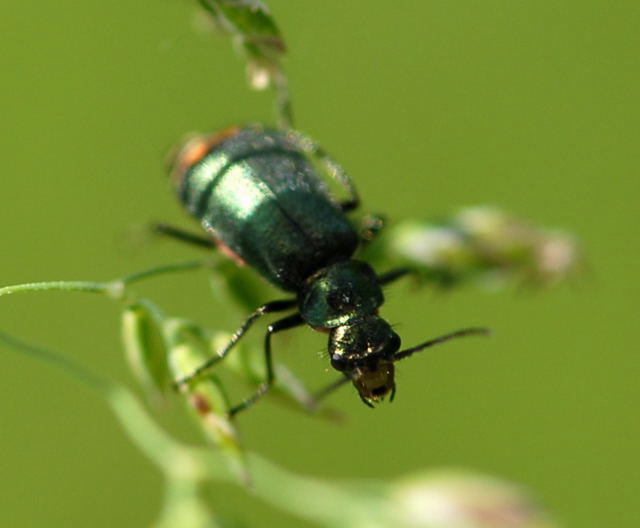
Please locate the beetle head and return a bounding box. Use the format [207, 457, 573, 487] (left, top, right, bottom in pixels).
[329, 315, 401, 405]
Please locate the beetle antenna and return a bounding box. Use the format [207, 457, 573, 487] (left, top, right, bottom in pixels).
[394, 327, 490, 361]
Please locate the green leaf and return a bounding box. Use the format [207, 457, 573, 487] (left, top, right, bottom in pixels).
[121, 301, 171, 400]
[202, 0, 285, 56]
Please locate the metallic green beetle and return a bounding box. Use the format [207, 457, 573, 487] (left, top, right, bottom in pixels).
[159, 124, 486, 415]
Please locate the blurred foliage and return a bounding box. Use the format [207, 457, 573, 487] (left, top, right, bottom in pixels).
[363, 206, 580, 290]
[3, 0, 636, 526]
[1, 329, 559, 528]
[0, 153, 570, 526]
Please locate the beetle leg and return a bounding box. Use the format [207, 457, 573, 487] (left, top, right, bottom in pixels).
[339, 199, 359, 212]
[308, 375, 350, 408]
[377, 267, 414, 286]
[230, 313, 305, 416]
[152, 222, 216, 249]
[359, 213, 385, 244]
[173, 299, 297, 387]
[287, 130, 360, 212]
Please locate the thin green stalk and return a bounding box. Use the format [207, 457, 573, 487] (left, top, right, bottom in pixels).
[0, 281, 106, 297]
[273, 69, 294, 129]
[120, 260, 205, 286]
[196, 0, 291, 129]
[0, 259, 208, 300]
[0, 330, 107, 389]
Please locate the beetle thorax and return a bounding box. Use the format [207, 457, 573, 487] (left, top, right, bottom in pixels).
[298, 260, 383, 328]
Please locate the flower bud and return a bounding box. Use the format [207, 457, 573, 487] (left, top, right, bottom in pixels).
[389, 470, 557, 528]
[121, 302, 170, 400]
[164, 320, 248, 482]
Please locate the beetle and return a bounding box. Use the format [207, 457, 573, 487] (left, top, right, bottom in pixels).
[158, 124, 488, 415]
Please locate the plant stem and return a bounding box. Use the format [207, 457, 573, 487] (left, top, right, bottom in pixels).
[0, 259, 207, 299]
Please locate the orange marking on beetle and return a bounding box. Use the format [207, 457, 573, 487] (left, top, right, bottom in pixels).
[204, 225, 247, 266]
[181, 139, 210, 171]
[207, 125, 242, 149]
[171, 126, 242, 189]
[215, 238, 247, 266]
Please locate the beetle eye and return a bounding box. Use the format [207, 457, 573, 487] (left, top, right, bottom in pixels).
[331, 355, 347, 371]
[383, 333, 401, 358]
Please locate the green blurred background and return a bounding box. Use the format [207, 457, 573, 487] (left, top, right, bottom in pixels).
[1, 1, 638, 526]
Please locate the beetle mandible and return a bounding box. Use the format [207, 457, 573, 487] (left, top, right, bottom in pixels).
[158, 124, 487, 415]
